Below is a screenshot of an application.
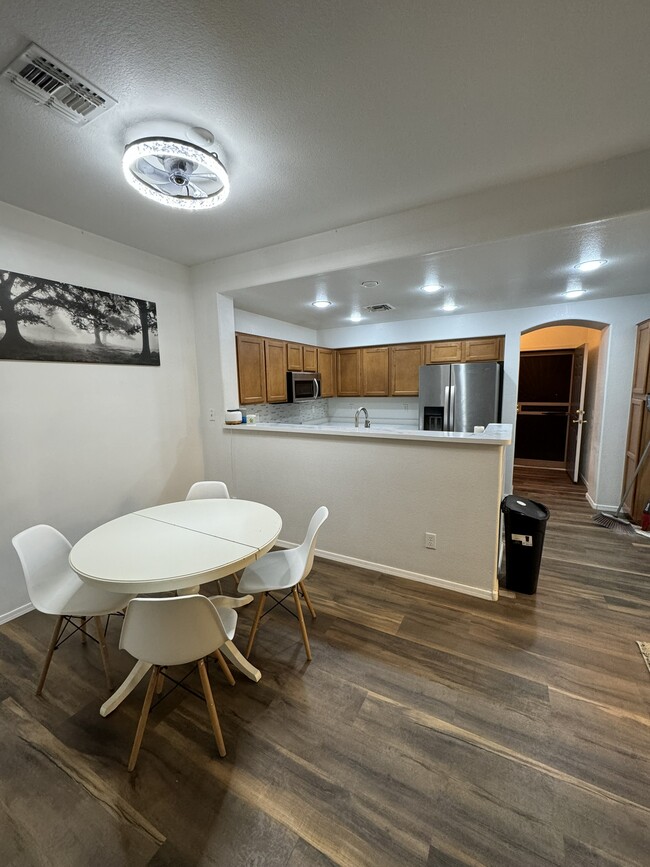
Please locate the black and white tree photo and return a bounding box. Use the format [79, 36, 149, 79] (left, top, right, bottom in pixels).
[0, 269, 159, 365]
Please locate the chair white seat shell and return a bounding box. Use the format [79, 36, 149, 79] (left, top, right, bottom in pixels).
[118, 593, 252, 770]
[12, 524, 135, 695]
[238, 506, 328, 661]
[186, 481, 230, 501]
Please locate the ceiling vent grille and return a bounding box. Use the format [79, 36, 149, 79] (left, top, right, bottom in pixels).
[363, 303, 396, 313]
[2, 44, 116, 125]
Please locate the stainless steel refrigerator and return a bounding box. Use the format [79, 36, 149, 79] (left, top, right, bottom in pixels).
[418, 362, 503, 432]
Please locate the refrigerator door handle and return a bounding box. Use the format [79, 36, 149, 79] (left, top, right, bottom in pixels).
[449, 385, 455, 431]
[444, 385, 450, 430]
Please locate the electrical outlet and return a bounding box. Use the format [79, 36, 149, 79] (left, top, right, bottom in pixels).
[208, 408, 216, 422]
[425, 532, 436, 549]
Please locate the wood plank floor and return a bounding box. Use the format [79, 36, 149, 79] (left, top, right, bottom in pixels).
[1, 468, 649, 866]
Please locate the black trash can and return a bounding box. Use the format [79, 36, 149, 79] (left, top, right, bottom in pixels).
[500, 495, 550, 594]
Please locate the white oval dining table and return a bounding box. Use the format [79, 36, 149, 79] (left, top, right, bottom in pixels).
[69, 498, 282, 717]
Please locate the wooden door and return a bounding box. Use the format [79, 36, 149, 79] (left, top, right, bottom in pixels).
[236, 333, 266, 404]
[264, 339, 288, 403]
[286, 343, 303, 371]
[622, 320, 650, 520]
[425, 341, 463, 363]
[390, 344, 423, 396]
[463, 336, 504, 362]
[566, 345, 588, 483]
[317, 348, 336, 398]
[361, 347, 389, 396]
[303, 346, 318, 372]
[337, 348, 362, 396]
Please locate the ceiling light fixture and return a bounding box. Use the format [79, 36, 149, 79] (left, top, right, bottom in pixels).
[442, 301, 458, 312]
[564, 288, 586, 299]
[361, 280, 379, 288]
[575, 259, 607, 273]
[312, 300, 332, 308]
[421, 284, 443, 293]
[350, 312, 362, 322]
[122, 121, 229, 210]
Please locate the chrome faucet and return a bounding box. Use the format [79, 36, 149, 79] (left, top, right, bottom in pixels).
[355, 406, 371, 428]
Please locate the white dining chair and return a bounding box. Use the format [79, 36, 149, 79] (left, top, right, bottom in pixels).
[238, 506, 328, 662]
[186, 480, 235, 591]
[12, 524, 135, 696]
[186, 481, 230, 500]
[119, 593, 252, 771]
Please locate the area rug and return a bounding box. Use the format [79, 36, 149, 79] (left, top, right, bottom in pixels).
[636, 642, 650, 675]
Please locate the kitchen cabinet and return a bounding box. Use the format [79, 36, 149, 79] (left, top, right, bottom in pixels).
[264, 339, 288, 403]
[236, 333, 266, 404]
[390, 344, 424, 396]
[425, 336, 504, 364]
[286, 343, 303, 371]
[303, 345, 318, 372]
[317, 348, 337, 398]
[463, 336, 503, 362]
[622, 319, 650, 521]
[425, 341, 463, 363]
[361, 346, 390, 396]
[337, 348, 362, 396]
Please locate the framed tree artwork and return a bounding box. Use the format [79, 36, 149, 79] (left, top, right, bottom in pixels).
[0, 269, 159, 365]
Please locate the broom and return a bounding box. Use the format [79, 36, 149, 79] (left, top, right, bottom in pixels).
[593, 437, 650, 535]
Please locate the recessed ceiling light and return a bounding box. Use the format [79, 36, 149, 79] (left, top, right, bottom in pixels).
[312, 300, 332, 308]
[350, 312, 362, 322]
[442, 301, 458, 312]
[575, 259, 607, 273]
[361, 280, 379, 288]
[564, 288, 586, 299]
[421, 284, 443, 293]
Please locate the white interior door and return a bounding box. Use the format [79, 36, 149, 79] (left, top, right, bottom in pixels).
[566, 344, 588, 483]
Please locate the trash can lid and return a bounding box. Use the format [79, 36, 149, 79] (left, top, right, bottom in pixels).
[501, 495, 549, 521]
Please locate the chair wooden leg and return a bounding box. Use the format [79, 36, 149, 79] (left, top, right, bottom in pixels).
[93, 616, 113, 691]
[292, 587, 312, 661]
[128, 666, 159, 772]
[300, 582, 317, 619]
[156, 670, 165, 694]
[233, 571, 241, 586]
[197, 658, 226, 757]
[36, 615, 65, 696]
[213, 648, 236, 686]
[80, 617, 87, 644]
[245, 592, 266, 658]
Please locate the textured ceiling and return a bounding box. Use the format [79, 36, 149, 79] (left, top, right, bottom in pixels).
[228, 212, 650, 327]
[1, 1, 650, 265]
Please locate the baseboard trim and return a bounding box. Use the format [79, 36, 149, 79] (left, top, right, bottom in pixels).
[275, 539, 498, 601]
[0, 602, 34, 625]
[585, 491, 620, 512]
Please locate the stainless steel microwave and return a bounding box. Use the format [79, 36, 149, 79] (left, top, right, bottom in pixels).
[287, 371, 321, 402]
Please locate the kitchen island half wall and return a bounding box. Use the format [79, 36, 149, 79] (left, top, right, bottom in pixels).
[225, 423, 512, 600]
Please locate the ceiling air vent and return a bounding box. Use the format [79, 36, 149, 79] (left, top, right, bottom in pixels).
[363, 303, 396, 313]
[2, 43, 116, 125]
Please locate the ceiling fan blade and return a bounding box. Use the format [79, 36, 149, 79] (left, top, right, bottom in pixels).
[185, 181, 208, 198]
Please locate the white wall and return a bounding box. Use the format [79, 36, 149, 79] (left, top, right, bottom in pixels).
[234, 309, 318, 345]
[0, 203, 203, 622]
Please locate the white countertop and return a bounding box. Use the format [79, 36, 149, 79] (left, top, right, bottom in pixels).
[224, 421, 512, 445]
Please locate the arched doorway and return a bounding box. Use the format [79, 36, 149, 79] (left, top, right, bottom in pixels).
[515, 320, 608, 485]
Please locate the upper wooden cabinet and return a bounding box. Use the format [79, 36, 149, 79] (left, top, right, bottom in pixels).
[264, 339, 288, 403]
[236, 333, 266, 405]
[390, 344, 424, 396]
[286, 343, 303, 371]
[361, 346, 390, 396]
[425, 336, 504, 364]
[317, 348, 337, 398]
[303, 345, 318, 372]
[463, 336, 504, 362]
[425, 341, 463, 363]
[337, 348, 362, 396]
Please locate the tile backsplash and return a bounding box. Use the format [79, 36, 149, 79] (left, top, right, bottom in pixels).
[241, 400, 330, 424]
